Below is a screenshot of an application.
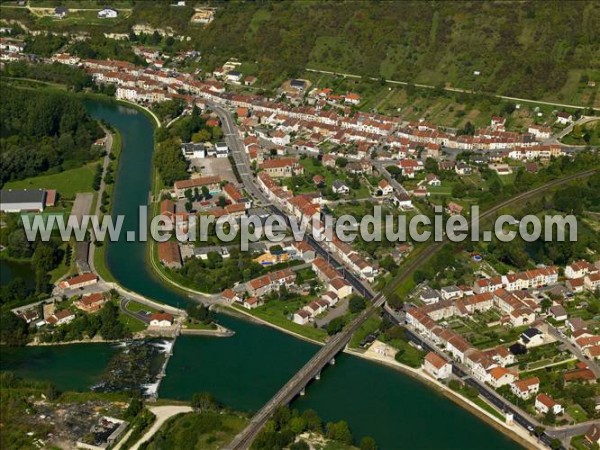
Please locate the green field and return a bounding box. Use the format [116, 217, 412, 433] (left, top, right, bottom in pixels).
[4, 161, 101, 200]
[232, 302, 328, 343]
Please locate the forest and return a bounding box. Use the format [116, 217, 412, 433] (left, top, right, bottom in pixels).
[123, 1, 599, 99]
[0, 83, 104, 186]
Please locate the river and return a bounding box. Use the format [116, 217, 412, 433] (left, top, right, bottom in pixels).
[1, 98, 522, 449]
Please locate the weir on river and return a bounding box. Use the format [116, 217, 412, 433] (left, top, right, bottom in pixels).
[0, 99, 524, 450]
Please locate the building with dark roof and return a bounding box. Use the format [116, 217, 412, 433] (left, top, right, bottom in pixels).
[0, 189, 46, 212]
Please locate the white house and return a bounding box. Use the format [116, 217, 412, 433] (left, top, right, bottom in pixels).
[519, 328, 544, 347]
[488, 367, 517, 389]
[149, 313, 174, 327]
[46, 310, 75, 326]
[98, 8, 118, 18]
[332, 180, 350, 195]
[293, 309, 310, 325]
[378, 179, 394, 196]
[556, 112, 573, 125]
[511, 377, 540, 400]
[423, 352, 452, 379]
[535, 394, 563, 415]
[242, 297, 262, 309]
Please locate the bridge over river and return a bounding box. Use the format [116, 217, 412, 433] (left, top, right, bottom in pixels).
[225, 293, 386, 450]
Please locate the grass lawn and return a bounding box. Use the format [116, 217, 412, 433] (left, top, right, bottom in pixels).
[471, 397, 505, 421]
[349, 313, 382, 348]
[93, 243, 116, 283]
[4, 160, 101, 200]
[143, 411, 248, 450]
[118, 310, 147, 333]
[49, 242, 74, 283]
[184, 321, 217, 330]
[126, 300, 158, 314]
[427, 185, 453, 196]
[566, 405, 589, 423]
[233, 302, 328, 342]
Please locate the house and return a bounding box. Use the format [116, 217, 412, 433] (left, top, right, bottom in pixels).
[565, 260, 594, 279]
[47, 310, 75, 326]
[535, 394, 563, 415]
[158, 241, 182, 269]
[584, 273, 600, 291]
[548, 304, 568, 321]
[329, 277, 353, 298]
[566, 317, 586, 333]
[566, 277, 585, 293]
[420, 287, 440, 305]
[426, 174, 441, 186]
[181, 142, 206, 159]
[585, 424, 600, 446]
[378, 179, 394, 196]
[293, 309, 311, 325]
[226, 71, 243, 83]
[98, 8, 118, 18]
[243, 297, 262, 309]
[511, 377, 540, 400]
[292, 241, 316, 262]
[149, 313, 174, 327]
[423, 352, 452, 379]
[393, 193, 413, 209]
[519, 328, 544, 347]
[555, 111, 573, 125]
[446, 202, 464, 216]
[455, 163, 472, 175]
[55, 6, 68, 18]
[290, 79, 307, 91]
[259, 158, 303, 178]
[75, 293, 107, 313]
[173, 176, 221, 197]
[332, 180, 350, 195]
[440, 286, 463, 301]
[0, 188, 47, 212]
[488, 367, 517, 389]
[59, 273, 98, 290]
[344, 92, 361, 105]
[221, 288, 240, 303]
[313, 175, 325, 187]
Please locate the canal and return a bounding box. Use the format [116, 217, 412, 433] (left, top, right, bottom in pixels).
[1, 99, 522, 449]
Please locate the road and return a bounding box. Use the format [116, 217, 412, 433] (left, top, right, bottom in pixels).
[120, 298, 151, 324]
[129, 405, 192, 450]
[88, 126, 114, 273]
[547, 115, 599, 144]
[546, 323, 600, 378]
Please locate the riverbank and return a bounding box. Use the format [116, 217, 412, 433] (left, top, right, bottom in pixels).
[347, 341, 540, 450]
[25, 336, 130, 347]
[219, 304, 326, 346]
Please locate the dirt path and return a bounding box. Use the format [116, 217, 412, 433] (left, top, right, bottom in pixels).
[129, 405, 193, 450]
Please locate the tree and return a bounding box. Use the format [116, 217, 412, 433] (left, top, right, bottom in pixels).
[326, 317, 345, 335]
[360, 436, 378, 450]
[125, 397, 143, 419]
[302, 409, 322, 433]
[348, 295, 367, 314]
[540, 298, 552, 312]
[452, 183, 466, 198]
[325, 420, 353, 444]
[191, 392, 221, 412]
[0, 312, 28, 346]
